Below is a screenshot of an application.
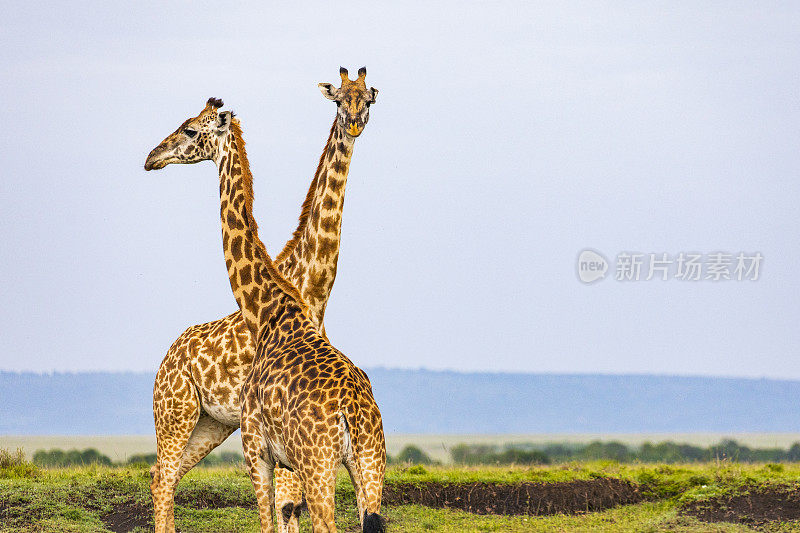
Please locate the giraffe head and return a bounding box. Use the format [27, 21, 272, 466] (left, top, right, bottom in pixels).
[144, 98, 233, 171]
[319, 66, 378, 138]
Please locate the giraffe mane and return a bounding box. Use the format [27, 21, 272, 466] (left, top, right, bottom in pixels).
[228, 117, 309, 314]
[276, 118, 337, 263]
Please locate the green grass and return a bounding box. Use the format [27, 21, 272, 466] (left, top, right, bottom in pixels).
[1, 462, 799, 532]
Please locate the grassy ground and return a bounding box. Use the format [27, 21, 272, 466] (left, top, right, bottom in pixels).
[1, 462, 799, 532]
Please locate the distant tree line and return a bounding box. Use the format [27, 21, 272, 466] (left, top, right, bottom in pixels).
[33, 448, 113, 467]
[449, 440, 800, 465]
[32, 448, 244, 468]
[387, 445, 440, 465]
[30, 440, 800, 468]
[450, 444, 549, 465]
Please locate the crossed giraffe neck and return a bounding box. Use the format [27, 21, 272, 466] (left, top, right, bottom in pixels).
[277, 120, 356, 330]
[216, 119, 307, 339]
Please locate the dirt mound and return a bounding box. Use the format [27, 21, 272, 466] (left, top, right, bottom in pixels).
[383, 478, 646, 515]
[682, 486, 800, 526]
[101, 502, 151, 533]
[96, 477, 645, 530]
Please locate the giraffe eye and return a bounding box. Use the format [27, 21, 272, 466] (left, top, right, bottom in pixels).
[184, 129, 198, 138]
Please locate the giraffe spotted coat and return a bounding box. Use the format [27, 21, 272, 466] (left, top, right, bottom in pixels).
[145, 69, 384, 533]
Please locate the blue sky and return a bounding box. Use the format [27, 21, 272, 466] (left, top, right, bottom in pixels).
[1, 2, 798, 377]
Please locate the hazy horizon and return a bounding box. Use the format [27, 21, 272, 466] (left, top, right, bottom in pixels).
[2, 2, 798, 378]
[4, 371, 800, 435]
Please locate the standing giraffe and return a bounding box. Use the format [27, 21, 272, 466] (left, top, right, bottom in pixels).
[144, 68, 378, 533]
[145, 90, 385, 532]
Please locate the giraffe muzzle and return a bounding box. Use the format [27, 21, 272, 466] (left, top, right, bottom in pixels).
[347, 122, 362, 137]
[144, 148, 168, 171]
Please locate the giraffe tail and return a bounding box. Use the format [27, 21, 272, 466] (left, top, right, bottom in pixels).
[362, 512, 386, 533]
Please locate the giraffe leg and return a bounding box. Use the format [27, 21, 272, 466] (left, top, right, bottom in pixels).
[343, 456, 366, 524]
[351, 430, 386, 532]
[241, 413, 276, 533]
[247, 454, 276, 533]
[152, 372, 200, 533]
[301, 464, 339, 533]
[274, 466, 303, 533]
[176, 414, 238, 479]
[181, 415, 302, 532]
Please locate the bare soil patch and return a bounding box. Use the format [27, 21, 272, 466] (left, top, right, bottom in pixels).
[682, 486, 800, 526]
[382, 478, 646, 515]
[95, 478, 647, 530]
[100, 501, 151, 533]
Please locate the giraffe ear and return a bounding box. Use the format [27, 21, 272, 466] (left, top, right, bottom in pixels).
[368, 87, 378, 103]
[318, 83, 339, 101]
[217, 111, 232, 132]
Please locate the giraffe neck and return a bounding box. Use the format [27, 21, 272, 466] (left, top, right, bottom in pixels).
[216, 118, 307, 341]
[277, 119, 356, 326]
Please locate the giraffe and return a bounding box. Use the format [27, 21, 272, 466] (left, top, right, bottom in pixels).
[145, 92, 385, 533]
[144, 67, 378, 533]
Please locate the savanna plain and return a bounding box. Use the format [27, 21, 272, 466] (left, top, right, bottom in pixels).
[3, 439, 800, 532]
